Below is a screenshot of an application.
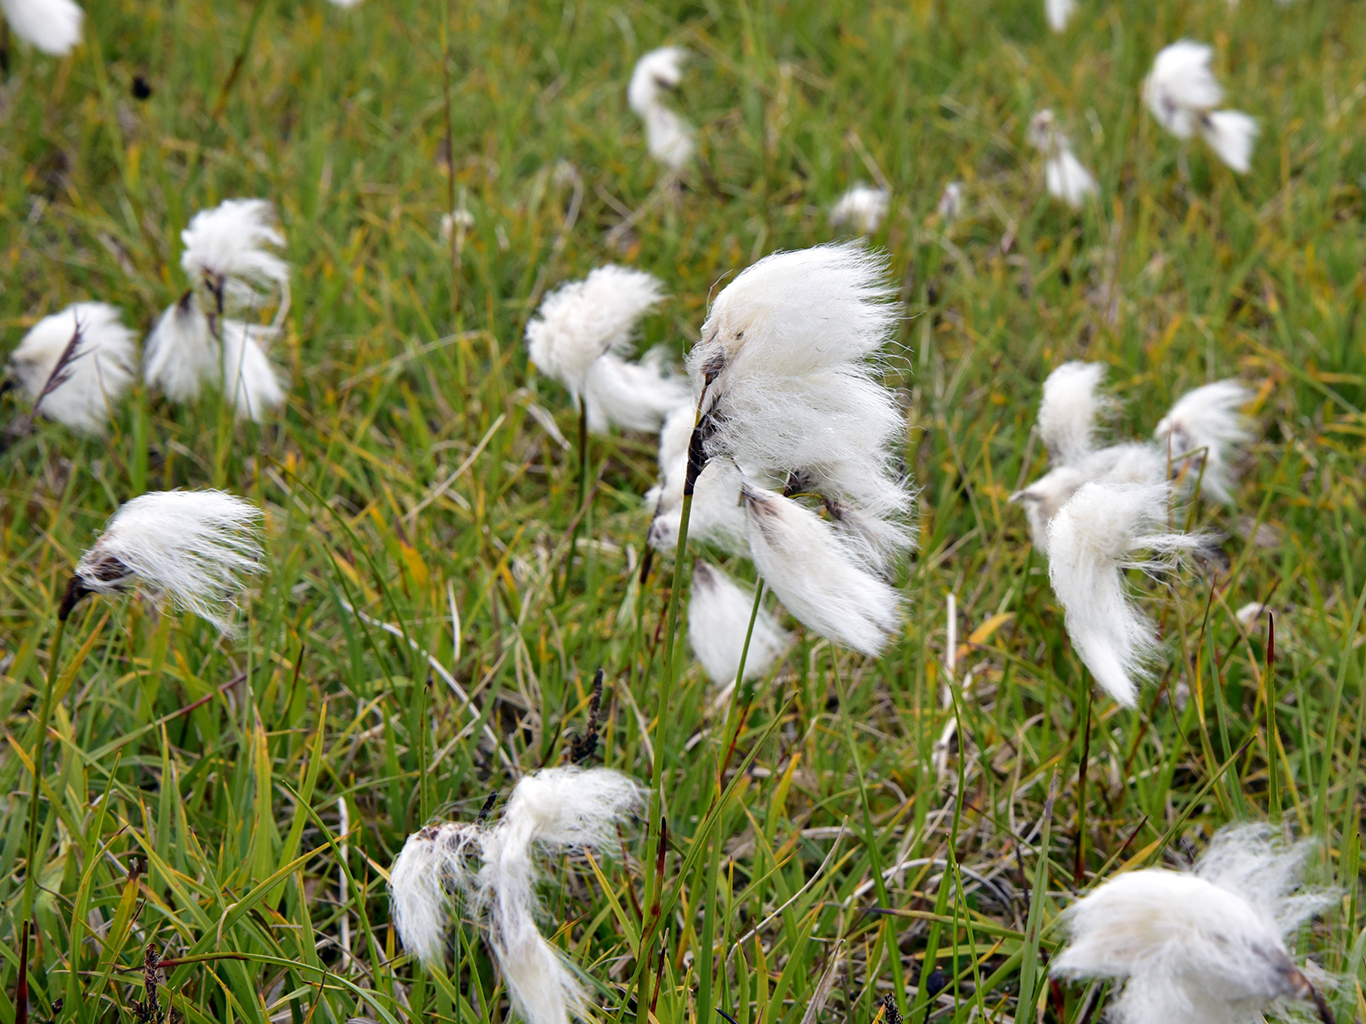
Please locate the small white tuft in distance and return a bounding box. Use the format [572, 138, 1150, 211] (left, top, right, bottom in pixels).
[829, 184, 890, 235]
[1038, 361, 1110, 466]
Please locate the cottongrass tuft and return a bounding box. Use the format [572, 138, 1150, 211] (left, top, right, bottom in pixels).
[1, 0, 83, 55]
[740, 484, 902, 657]
[645, 405, 750, 555]
[829, 184, 890, 235]
[526, 265, 684, 435]
[1028, 110, 1098, 209]
[1045, 0, 1077, 31]
[70, 490, 265, 634]
[1054, 824, 1337, 1024]
[1143, 41, 1259, 173]
[6, 302, 136, 435]
[936, 181, 964, 222]
[1045, 480, 1202, 705]
[1153, 380, 1253, 504]
[180, 198, 290, 314]
[688, 561, 791, 687]
[390, 767, 643, 1024]
[627, 47, 695, 171]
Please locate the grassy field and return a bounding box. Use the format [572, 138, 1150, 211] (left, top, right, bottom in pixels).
[2, 0, 1365, 1023]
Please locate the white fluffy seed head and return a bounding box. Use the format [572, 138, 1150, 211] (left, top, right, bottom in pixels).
[477, 767, 643, 1024]
[740, 484, 903, 657]
[7, 302, 136, 435]
[829, 184, 890, 235]
[643, 104, 696, 170]
[1053, 824, 1335, 1024]
[220, 320, 287, 422]
[143, 292, 218, 403]
[390, 822, 485, 967]
[1199, 109, 1259, 174]
[582, 349, 689, 434]
[688, 562, 791, 686]
[1038, 361, 1110, 466]
[526, 265, 666, 407]
[73, 489, 265, 635]
[647, 459, 751, 556]
[1154, 381, 1253, 503]
[1045, 149, 1098, 208]
[937, 181, 964, 221]
[1143, 41, 1225, 138]
[1045, 480, 1201, 705]
[2, 0, 83, 54]
[686, 243, 910, 526]
[1045, 0, 1077, 32]
[628, 46, 687, 114]
[180, 199, 289, 314]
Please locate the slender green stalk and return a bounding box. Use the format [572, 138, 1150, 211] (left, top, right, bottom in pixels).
[18, 590, 74, 962]
[558, 402, 590, 601]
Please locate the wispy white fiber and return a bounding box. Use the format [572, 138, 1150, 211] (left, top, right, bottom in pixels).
[391, 767, 642, 1024]
[1045, 0, 1077, 31]
[628, 47, 695, 170]
[389, 822, 482, 966]
[1029, 111, 1097, 209]
[582, 349, 689, 434]
[1054, 824, 1336, 1024]
[1143, 41, 1258, 173]
[740, 483, 902, 657]
[688, 561, 790, 686]
[1, 0, 83, 55]
[627, 46, 687, 114]
[937, 181, 964, 222]
[143, 292, 217, 402]
[1154, 381, 1253, 503]
[7, 302, 136, 435]
[221, 320, 287, 422]
[686, 243, 909, 524]
[1046, 480, 1201, 705]
[180, 198, 290, 314]
[829, 184, 890, 235]
[645, 406, 750, 555]
[526, 265, 682, 434]
[1038, 361, 1110, 465]
[73, 489, 265, 635]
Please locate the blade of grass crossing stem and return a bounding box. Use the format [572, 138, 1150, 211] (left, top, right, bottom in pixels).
[1016, 774, 1058, 1024]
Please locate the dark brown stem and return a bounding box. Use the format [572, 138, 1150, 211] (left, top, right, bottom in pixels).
[58, 576, 90, 622]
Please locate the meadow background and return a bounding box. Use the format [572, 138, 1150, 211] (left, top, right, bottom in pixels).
[2, 0, 1365, 1022]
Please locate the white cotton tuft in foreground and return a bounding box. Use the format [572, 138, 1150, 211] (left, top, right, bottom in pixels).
[1045, 480, 1201, 706]
[687, 242, 909, 524]
[1053, 824, 1337, 1024]
[1143, 41, 1258, 173]
[829, 184, 890, 235]
[526, 265, 684, 434]
[1038, 361, 1110, 465]
[1028, 110, 1097, 209]
[390, 767, 643, 1024]
[1154, 381, 1253, 504]
[6, 302, 136, 435]
[1, 0, 83, 55]
[628, 47, 695, 171]
[741, 484, 902, 657]
[71, 490, 265, 635]
[688, 562, 790, 686]
[180, 198, 290, 313]
[1045, 0, 1077, 31]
